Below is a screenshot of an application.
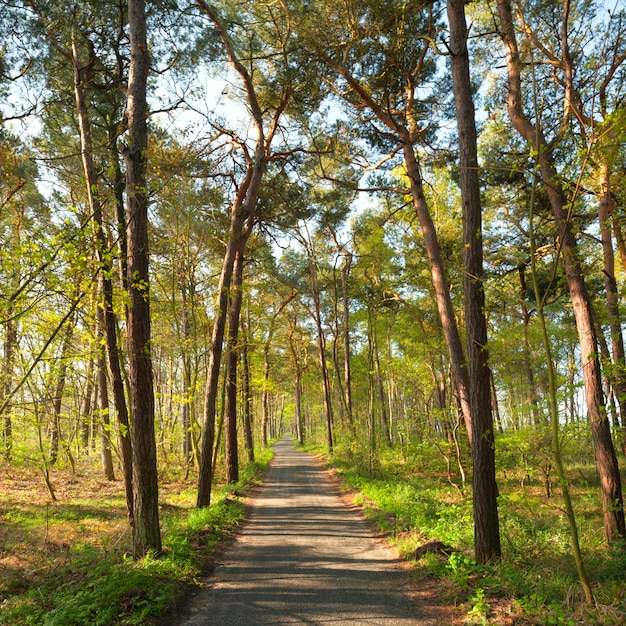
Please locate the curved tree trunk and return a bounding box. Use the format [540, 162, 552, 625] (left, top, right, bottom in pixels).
[497, 0, 625, 543]
[330, 59, 474, 446]
[195, 0, 268, 508]
[225, 234, 250, 483]
[197, 212, 247, 506]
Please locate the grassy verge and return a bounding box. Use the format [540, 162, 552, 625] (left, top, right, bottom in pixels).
[307, 437, 626, 625]
[0, 448, 273, 625]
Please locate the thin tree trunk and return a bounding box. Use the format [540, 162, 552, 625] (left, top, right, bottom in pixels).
[48, 311, 75, 467]
[308, 249, 334, 454]
[518, 266, 541, 425]
[370, 310, 390, 445]
[288, 309, 305, 446]
[72, 35, 134, 523]
[497, 0, 625, 542]
[80, 354, 95, 452]
[1, 312, 16, 461]
[194, 0, 286, 504]
[342, 255, 353, 426]
[225, 242, 246, 483]
[181, 279, 194, 465]
[96, 305, 115, 482]
[330, 60, 473, 446]
[197, 213, 249, 505]
[241, 309, 254, 462]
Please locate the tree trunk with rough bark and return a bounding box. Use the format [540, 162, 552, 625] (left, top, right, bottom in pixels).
[225, 240, 248, 483]
[447, 0, 501, 563]
[241, 309, 254, 462]
[125, 0, 161, 556]
[308, 250, 334, 454]
[497, 0, 625, 543]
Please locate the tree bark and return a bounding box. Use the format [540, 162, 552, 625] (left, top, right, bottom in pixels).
[497, 0, 625, 542]
[518, 265, 541, 425]
[180, 277, 194, 465]
[370, 310, 390, 445]
[447, 0, 501, 563]
[225, 239, 248, 483]
[241, 308, 254, 462]
[125, 0, 161, 556]
[48, 310, 75, 466]
[96, 305, 116, 482]
[72, 32, 134, 523]
[80, 349, 95, 452]
[288, 309, 305, 446]
[1, 311, 16, 461]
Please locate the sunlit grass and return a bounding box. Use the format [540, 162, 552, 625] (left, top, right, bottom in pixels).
[0, 448, 273, 625]
[319, 433, 626, 625]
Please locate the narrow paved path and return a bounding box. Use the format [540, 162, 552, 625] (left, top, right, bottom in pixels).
[177, 438, 435, 625]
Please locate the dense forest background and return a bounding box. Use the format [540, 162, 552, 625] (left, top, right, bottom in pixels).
[1, 0, 626, 623]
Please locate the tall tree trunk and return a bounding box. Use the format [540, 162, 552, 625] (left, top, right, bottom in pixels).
[401, 144, 473, 445]
[225, 242, 247, 483]
[48, 311, 75, 466]
[341, 254, 353, 426]
[518, 265, 541, 425]
[1, 311, 16, 462]
[197, 212, 249, 506]
[125, 0, 161, 556]
[497, 0, 625, 542]
[308, 249, 334, 454]
[80, 352, 95, 452]
[261, 345, 270, 450]
[194, 0, 285, 504]
[288, 310, 305, 446]
[96, 305, 116, 482]
[294, 368, 303, 445]
[241, 309, 254, 462]
[180, 278, 194, 465]
[448, 0, 501, 563]
[72, 34, 134, 523]
[369, 309, 390, 445]
[327, 226, 354, 433]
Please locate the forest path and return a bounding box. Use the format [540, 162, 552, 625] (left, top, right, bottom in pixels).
[174, 437, 439, 625]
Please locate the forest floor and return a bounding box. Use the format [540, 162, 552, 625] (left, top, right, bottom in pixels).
[1, 440, 626, 625]
[0, 449, 466, 625]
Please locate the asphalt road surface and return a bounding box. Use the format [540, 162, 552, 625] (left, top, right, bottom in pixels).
[177, 437, 436, 625]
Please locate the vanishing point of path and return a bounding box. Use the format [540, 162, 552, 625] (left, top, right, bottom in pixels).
[175, 437, 440, 625]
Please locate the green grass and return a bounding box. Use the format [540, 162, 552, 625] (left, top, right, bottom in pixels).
[0, 447, 273, 626]
[311, 435, 626, 625]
